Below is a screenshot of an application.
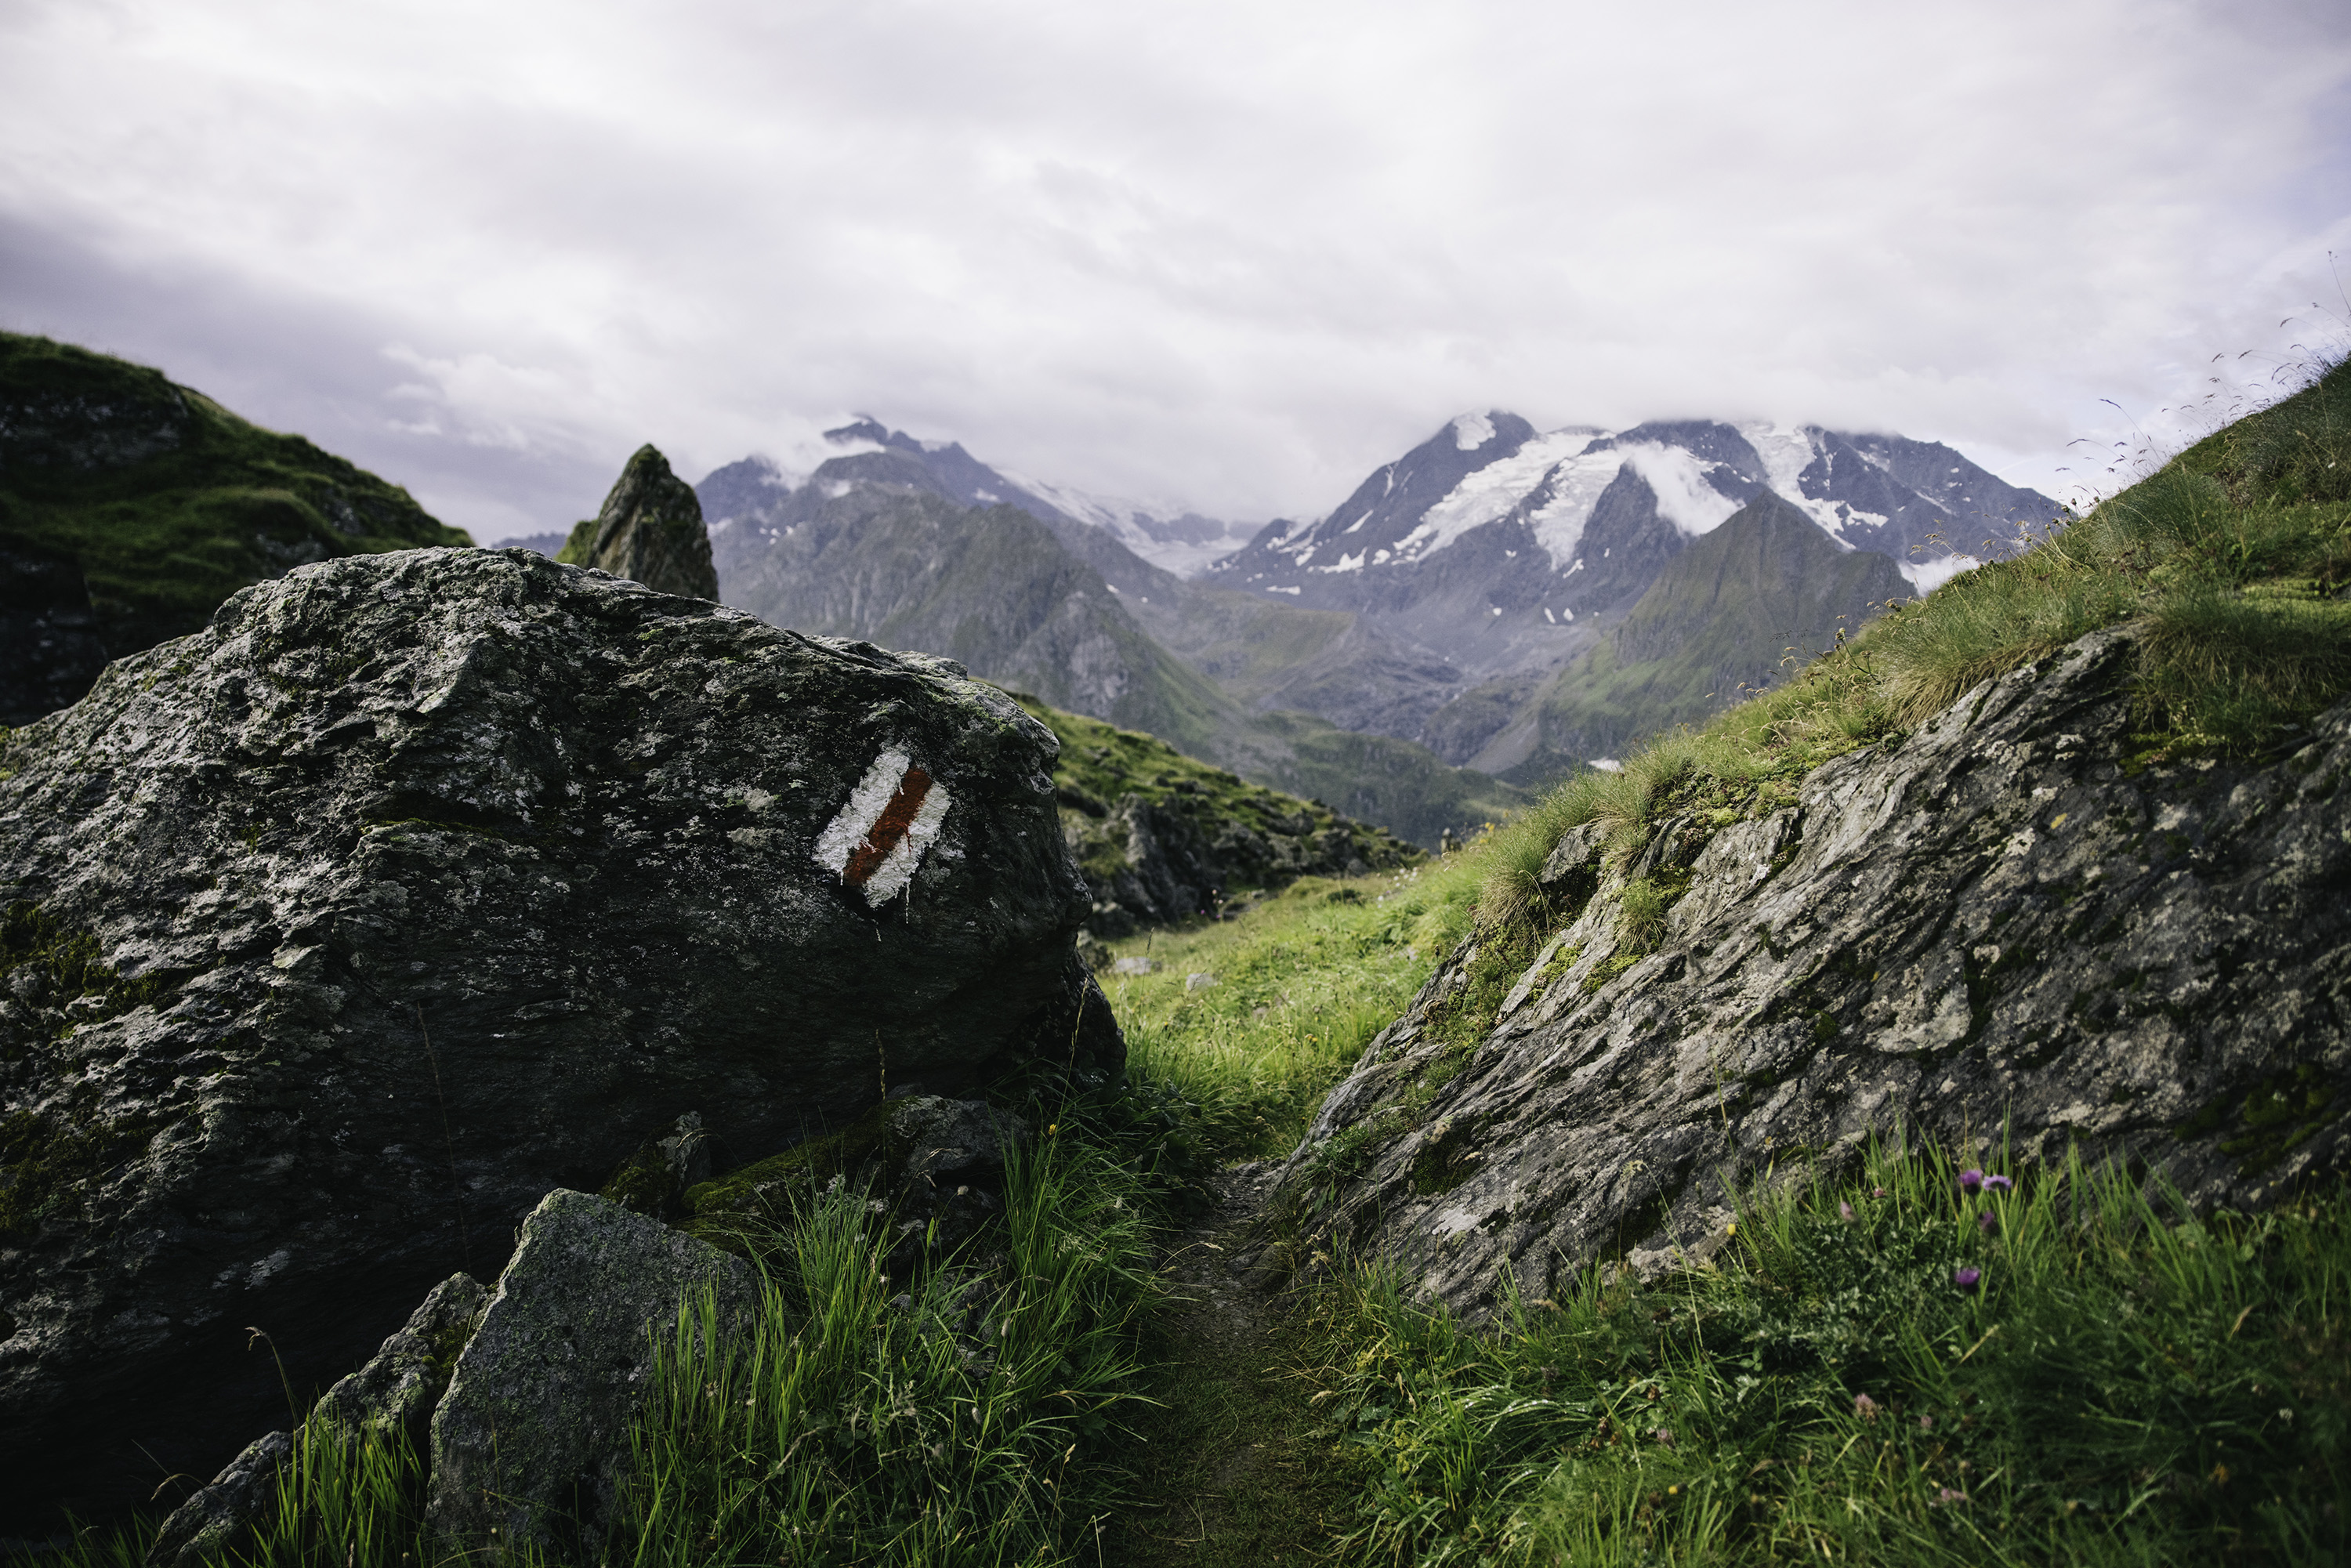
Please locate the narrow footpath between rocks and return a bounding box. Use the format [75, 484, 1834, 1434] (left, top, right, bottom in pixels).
[1102, 1162, 1359, 1566]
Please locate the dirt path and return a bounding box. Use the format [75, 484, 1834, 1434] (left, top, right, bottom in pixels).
[1103, 1162, 1356, 1566]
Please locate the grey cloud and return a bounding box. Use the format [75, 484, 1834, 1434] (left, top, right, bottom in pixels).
[1, 0, 2345, 529]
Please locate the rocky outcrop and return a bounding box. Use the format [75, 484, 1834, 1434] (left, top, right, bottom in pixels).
[427, 1190, 757, 1560]
[558, 444, 719, 600]
[1277, 629, 2351, 1315]
[0, 535, 110, 727]
[1070, 793, 1388, 932]
[311, 1272, 488, 1439]
[1029, 701, 1422, 934]
[145, 1273, 484, 1568]
[0, 546, 1108, 1530]
[141, 1429, 292, 1568]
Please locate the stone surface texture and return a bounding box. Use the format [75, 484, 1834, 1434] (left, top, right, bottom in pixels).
[311, 1271, 487, 1437]
[0, 545, 1102, 1527]
[558, 444, 718, 601]
[426, 1190, 757, 1561]
[1277, 630, 2351, 1315]
[143, 1272, 484, 1566]
[142, 1429, 292, 1568]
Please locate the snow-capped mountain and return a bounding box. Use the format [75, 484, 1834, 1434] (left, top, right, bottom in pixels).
[1209, 412, 2061, 610]
[698, 418, 1252, 579]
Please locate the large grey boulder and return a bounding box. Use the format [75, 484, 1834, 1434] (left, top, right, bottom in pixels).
[1279, 629, 2351, 1314]
[427, 1190, 756, 1561]
[0, 546, 1108, 1530]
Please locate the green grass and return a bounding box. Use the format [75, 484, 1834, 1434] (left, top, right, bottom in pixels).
[1101, 860, 1492, 1166]
[617, 1135, 1159, 1566]
[1299, 1145, 2349, 1566]
[0, 332, 469, 661]
[31, 1135, 1165, 1568]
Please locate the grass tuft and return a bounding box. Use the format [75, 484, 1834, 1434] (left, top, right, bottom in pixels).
[1302, 1143, 2350, 1566]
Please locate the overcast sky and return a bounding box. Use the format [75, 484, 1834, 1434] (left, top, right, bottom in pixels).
[3, 0, 2347, 543]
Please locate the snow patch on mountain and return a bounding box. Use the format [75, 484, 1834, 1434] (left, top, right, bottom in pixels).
[1000, 467, 1260, 578]
[1620, 444, 1746, 538]
[1391, 429, 1597, 563]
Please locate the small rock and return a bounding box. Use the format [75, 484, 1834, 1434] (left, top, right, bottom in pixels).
[426, 1190, 758, 1562]
[143, 1431, 292, 1568]
[1112, 956, 1155, 975]
[1186, 972, 1216, 991]
[311, 1272, 488, 1438]
[889, 1096, 1029, 1182]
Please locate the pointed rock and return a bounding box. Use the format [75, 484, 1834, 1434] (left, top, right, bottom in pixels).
[560, 444, 718, 599]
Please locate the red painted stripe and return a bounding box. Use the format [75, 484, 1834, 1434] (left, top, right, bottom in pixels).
[844, 766, 932, 886]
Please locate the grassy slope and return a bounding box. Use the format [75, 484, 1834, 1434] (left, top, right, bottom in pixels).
[0, 333, 469, 658]
[1010, 694, 1422, 918]
[1093, 359, 2351, 1564]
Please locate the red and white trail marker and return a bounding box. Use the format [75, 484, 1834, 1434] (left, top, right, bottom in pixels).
[813, 748, 953, 907]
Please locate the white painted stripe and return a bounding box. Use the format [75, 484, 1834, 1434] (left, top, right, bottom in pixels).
[860, 776, 952, 907]
[810, 747, 955, 907]
[813, 749, 911, 878]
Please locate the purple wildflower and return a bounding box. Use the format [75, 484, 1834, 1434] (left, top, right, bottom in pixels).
[1853, 1392, 1879, 1421]
[1983, 1174, 2014, 1193]
[1953, 1266, 1982, 1291]
[1918, 1414, 1935, 1432]
[1977, 1209, 1998, 1233]
[1934, 1487, 1968, 1506]
[1839, 1200, 1857, 1222]
[1872, 1186, 1889, 1198]
[1958, 1168, 1985, 1193]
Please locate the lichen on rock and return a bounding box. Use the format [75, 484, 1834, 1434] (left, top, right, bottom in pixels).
[425, 1190, 757, 1562]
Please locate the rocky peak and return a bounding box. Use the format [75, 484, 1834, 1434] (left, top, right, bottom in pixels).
[559, 444, 719, 600]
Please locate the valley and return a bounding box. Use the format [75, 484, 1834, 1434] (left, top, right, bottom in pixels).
[0, 330, 2344, 1566]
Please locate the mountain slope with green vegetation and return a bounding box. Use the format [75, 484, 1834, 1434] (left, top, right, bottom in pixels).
[1491, 491, 1912, 787]
[0, 332, 469, 664]
[1012, 694, 1421, 932]
[718, 479, 1524, 845]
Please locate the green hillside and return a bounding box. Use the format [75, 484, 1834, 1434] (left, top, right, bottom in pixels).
[1497, 491, 1911, 787]
[0, 332, 469, 660]
[1011, 694, 1420, 927]
[719, 482, 1523, 846]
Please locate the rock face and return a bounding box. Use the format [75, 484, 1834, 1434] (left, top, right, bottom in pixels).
[140, 1429, 292, 1568]
[559, 445, 719, 601]
[1277, 630, 2351, 1315]
[427, 1190, 757, 1560]
[0, 546, 1106, 1529]
[312, 1271, 489, 1439]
